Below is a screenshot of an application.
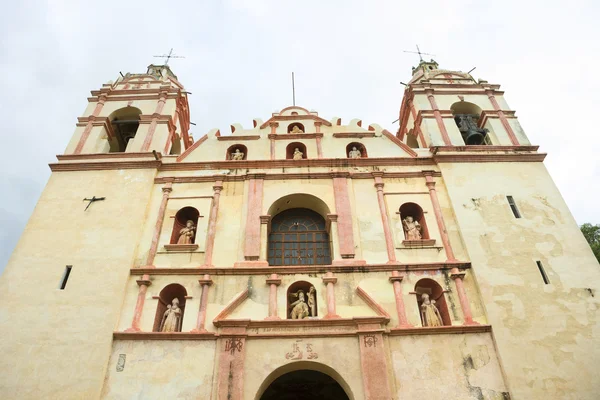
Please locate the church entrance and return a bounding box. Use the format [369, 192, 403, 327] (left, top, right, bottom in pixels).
[260, 369, 350, 400]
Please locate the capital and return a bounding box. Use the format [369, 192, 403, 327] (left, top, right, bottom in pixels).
[322, 272, 338, 285]
[451, 272, 466, 280]
[136, 279, 152, 287]
[198, 274, 213, 286]
[266, 273, 281, 286]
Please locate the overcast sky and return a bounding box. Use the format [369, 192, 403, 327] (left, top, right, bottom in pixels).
[1, 0, 599, 271]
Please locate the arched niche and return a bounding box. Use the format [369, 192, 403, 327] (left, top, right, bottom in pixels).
[399, 202, 430, 240]
[414, 278, 451, 326]
[286, 142, 307, 160]
[287, 281, 317, 319]
[108, 107, 142, 152]
[152, 283, 187, 332]
[254, 361, 354, 400]
[406, 132, 420, 149]
[450, 101, 491, 145]
[268, 208, 331, 266]
[227, 144, 248, 160]
[345, 142, 367, 158]
[288, 122, 305, 133]
[170, 207, 200, 244]
[169, 134, 182, 155]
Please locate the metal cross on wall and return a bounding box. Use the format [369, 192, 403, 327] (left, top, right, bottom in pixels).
[402, 44, 436, 62]
[83, 196, 106, 211]
[153, 48, 185, 66]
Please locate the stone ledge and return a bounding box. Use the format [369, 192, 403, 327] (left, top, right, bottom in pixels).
[163, 244, 199, 252]
[113, 331, 216, 340]
[388, 324, 491, 336]
[402, 239, 436, 247]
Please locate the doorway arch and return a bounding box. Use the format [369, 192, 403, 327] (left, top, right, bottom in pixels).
[255, 361, 354, 400]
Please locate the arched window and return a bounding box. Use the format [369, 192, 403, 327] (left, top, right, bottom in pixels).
[286, 281, 318, 319]
[346, 142, 367, 158]
[399, 203, 430, 240]
[170, 207, 200, 245]
[268, 208, 331, 266]
[450, 101, 491, 145]
[414, 279, 451, 326]
[108, 107, 142, 152]
[288, 122, 305, 133]
[286, 142, 307, 160]
[153, 283, 187, 332]
[226, 144, 248, 160]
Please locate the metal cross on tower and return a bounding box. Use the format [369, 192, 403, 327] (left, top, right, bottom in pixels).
[402, 45, 436, 62]
[153, 48, 185, 66]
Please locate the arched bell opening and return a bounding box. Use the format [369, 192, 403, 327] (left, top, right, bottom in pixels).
[286, 142, 307, 160]
[345, 142, 367, 158]
[414, 278, 451, 327]
[255, 361, 354, 400]
[227, 144, 248, 160]
[286, 281, 318, 319]
[399, 202, 430, 240]
[108, 107, 142, 152]
[450, 101, 491, 145]
[152, 283, 187, 332]
[170, 207, 200, 244]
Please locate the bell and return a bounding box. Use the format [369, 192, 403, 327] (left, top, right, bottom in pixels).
[463, 129, 486, 145]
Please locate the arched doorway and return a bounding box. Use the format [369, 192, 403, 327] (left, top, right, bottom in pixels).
[260, 370, 349, 400]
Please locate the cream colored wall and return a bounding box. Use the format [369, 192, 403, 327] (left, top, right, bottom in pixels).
[440, 162, 600, 399]
[389, 333, 508, 399]
[212, 180, 245, 267]
[0, 169, 156, 399]
[101, 340, 216, 399]
[183, 134, 271, 162]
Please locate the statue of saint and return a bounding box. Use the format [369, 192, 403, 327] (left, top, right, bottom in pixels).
[293, 148, 304, 160]
[290, 125, 304, 134]
[231, 148, 244, 160]
[177, 220, 196, 244]
[348, 146, 362, 159]
[307, 286, 316, 317]
[160, 298, 183, 332]
[420, 293, 443, 327]
[289, 290, 309, 319]
[402, 215, 422, 240]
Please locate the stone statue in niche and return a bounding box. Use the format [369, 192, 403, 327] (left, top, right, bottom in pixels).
[420, 293, 443, 327]
[289, 290, 310, 319]
[160, 298, 183, 332]
[293, 148, 304, 160]
[402, 216, 422, 240]
[307, 286, 316, 317]
[230, 148, 244, 160]
[348, 146, 362, 158]
[290, 125, 304, 134]
[177, 220, 196, 244]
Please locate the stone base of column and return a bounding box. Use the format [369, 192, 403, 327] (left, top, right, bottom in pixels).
[332, 259, 367, 266]
[234, 260, 269, 267]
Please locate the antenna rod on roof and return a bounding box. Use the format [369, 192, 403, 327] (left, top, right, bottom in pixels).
[467, 67, 476, 74]
[292, 72, 296, 106]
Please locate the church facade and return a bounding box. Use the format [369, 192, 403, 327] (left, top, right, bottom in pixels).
[1, 61, 599, 399]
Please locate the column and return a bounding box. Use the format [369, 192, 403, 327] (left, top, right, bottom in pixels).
[237, 174, 268, 267]
[326, 214, 341, 261]
[322, 272, 340, 319]
[358, 329, 393, 399]
[424, 174, 455, 261]
[202, 181, 223, 267]
[486, 90, 519, 145]
[373, 173, 396, 263]
[141, 88, 168, 151]
[145, 182, 173, 267]
[314, 122, 324, 158]
[451, 271, 476, 325]
[191, 274, 213, 333]
[125, 275, 151, 332]
[389, 271, 411, 327]
[332, 173, 356, 259]
[426, 89, 451, 145]
[265, 274, 281, 320]
[269, 122, 278, 160]
[216, 336, 246, 400]
[73, 94, 107, 154]
[259, 215, 271, 262]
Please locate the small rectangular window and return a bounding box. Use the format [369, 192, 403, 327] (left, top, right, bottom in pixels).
[536, 261, 550, 284]
[59, 266, 72, 290]
[507, 196, 521, 218]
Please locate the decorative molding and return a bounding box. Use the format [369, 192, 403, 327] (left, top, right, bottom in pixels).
[356, 287, 391, 318]
[113, 331, 216, 340]
[163, 244, 199, 252]
[176, 134, 208, 162]
[213, 289, 249, 323]
[434, 153, 546, 163]
[388, 324, 491, 336]
[332, 132, 377, 138]
[56, 152, 158, 161]
[431, 145, 538, 152]
[268, 133, 323, 140]
[217, 135, 261, 141]
[260, 114, 332, 129]
[49, 160, 160, 171]
[402, 239, 437, 247]
[381, 130, 419, 158]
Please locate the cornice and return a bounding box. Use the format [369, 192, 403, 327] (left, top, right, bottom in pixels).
[129, 261, 471, 276]
[260, 114, 332, 129]
[56, 152, 157, 161]
[217, 135, 261, 141]
[433, 153, 546, 163]
[49, 160, 160, 171]
[268, 133, 324, 140]
[432, 145, 539, 153]
[332, 132, 377, 138]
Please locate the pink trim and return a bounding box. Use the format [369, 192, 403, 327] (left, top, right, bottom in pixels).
[316, 135, 323, 158]
[243, 176, 265, 261]
[487, 92, 519, 145]
[191, 274, 213, 332]
[389, 271, 411, 327]
[265, 273, 281, 320]
[425, 174, 456, 261]
[332, 176, 356, 259]
[358, 332, 393, 399]
[144, 183, 173, 267]
[202, 181, 223, 267]
[214, 290, 249, 323]
[452, 272, 476, 325]
[216, 336, 246, 400]
[356, 287, 390, 318]
[381, 130, 418, 157]
[176, 134, 208, 161]
[125, 275, 151, 332]
[323, 272, 341, 319]
[73, 97, 106, 154]
[427, 92, 451, 145]
[373, 174, 396, 262]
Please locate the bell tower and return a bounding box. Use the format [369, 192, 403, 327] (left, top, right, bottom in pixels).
[65, 64, 191, 156]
